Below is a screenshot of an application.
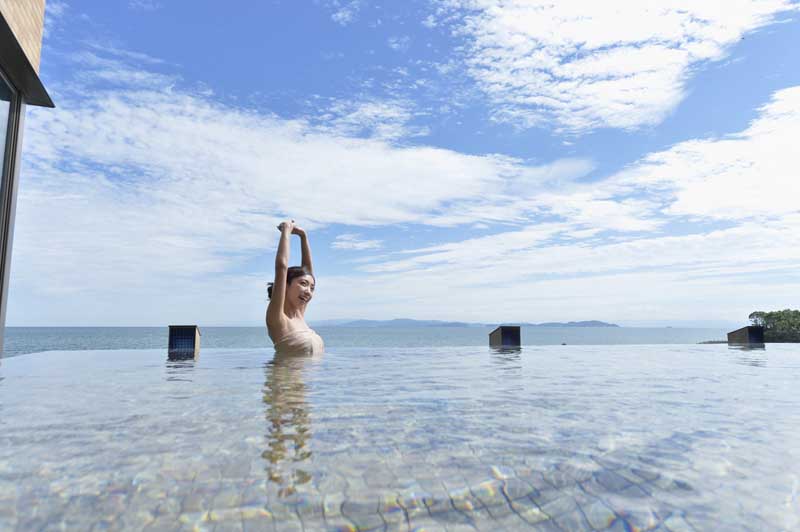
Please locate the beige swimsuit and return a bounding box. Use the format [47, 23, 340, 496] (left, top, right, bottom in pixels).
[273, 329, 325, 356]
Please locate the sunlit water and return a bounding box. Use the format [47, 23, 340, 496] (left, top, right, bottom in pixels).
[1, 344, 798, 531]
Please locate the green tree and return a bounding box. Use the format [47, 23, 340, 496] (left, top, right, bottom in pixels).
[748, 311, 766, 327]
[749, 309, 800, 342]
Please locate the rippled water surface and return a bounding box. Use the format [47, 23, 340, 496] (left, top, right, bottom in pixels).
[1, 344, 799, 531]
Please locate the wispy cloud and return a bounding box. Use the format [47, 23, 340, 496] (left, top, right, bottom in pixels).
[332, 234, 384, 250]
[328, 0, 365, 25]
[70, 50, 176, 87]
[43, 0, 69, 38]
[614, 85, 800, 220]
[313, 98, 428, 140]
[317, 214, 800, 323]
[129, 0, 162, 11]
[440, 0, 799, 133]
[387, 35, 411, 52]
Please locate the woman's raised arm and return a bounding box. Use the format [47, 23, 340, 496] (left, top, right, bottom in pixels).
[266, 220, 294, 328]
[293, 226, 313, 276]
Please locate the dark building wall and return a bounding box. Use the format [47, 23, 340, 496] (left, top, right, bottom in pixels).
[727, 326, 765, 344]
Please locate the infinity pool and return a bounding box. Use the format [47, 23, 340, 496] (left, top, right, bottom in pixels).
[1, 345, 798, 530]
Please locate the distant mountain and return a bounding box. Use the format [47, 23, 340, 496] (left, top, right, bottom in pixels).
[335, 319, 479, 328]
[309, 319, 356, 326]
[324, 319, 619, 328]
[528, 321, 619, 328]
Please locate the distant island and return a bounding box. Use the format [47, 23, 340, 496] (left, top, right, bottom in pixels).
[525, 321, 620, 328]
[315, 319, 619, 328]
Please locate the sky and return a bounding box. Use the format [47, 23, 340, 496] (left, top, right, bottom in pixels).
[7, 0, 800, 327]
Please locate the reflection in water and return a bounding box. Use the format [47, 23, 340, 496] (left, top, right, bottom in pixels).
[490, 346, 522, 357]
[164, 359, 196, 401]
[262, 353, 317, 497]
[728, 344, 766, 350]
[490, 347, 522, 370]
[165, 360, 196, 383]
[728, 344, 768, 367]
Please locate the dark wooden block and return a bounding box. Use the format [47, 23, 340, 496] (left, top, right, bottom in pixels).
[727, 326, 764, 345]
[489, 325, 521, 348]
[168, 325, 201, 359]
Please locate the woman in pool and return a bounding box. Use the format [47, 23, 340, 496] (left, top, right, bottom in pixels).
[266, 220, 325, 355]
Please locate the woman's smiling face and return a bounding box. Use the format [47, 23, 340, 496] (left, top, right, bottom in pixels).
[287, 274, 315, 307]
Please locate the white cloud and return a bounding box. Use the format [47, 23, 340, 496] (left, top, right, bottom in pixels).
[11, 48, 593, 324]
[442, 0, 799, 132]
[43, 0, 69, 38]
[314, 98, 428, 140]
[71, 51, 176, 87]
[12, 41, 800, 326]
[129, 0, 162, 11]
[332, 234, 383, 250]
[614, 86, 800, 220]
[321, 215, 800, 322]
[85, 43, 166, 65]
[368, 217, 800, 278]
[319, 84, 800, 322]
[47, 0, 69, 17]
[387, 35, 412, 52]
[328, 0, 364, 25]
[364, 223, 574, 272]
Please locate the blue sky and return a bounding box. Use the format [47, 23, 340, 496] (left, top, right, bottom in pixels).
[7, 0, 800, 326]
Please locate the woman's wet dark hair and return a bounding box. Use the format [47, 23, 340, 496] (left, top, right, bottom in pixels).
[267, 266, 315, 300]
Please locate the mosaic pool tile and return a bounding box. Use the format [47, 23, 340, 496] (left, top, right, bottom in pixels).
[523, 517, 563, 531]
[142, 514, 181, 530]
[468, 480, 505, 508]
[475, 508, 529, 530]
[324, 516, 358, 532]
[501, 477, 537, 501]
[661, 512, 696, 532]
[317, 472, 349, 494]
[518, 470, 557, 493]
[538, 493, 579, 518]
[508, 497, 548, 525]
[406, 515, 448, 531]
[441, 522, 477, 532]
[530, 485, 569, 507]
[580, 497, 617, 529]
[341, 499, 385, 531]
[606, 504, 661, 531]
[595, 470, 634, 492]
[619, 481, 652, 500]
[447, 487, 484, 514]
[552, 507, 593, 531]
[378, 495, 408, 528]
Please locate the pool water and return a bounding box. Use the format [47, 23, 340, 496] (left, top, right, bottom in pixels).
[1, 344, 798, 531]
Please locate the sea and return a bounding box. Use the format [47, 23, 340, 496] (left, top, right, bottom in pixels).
[2, 326, 730, 357]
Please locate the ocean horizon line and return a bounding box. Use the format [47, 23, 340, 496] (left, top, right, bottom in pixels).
[4, 321, 739, 329]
